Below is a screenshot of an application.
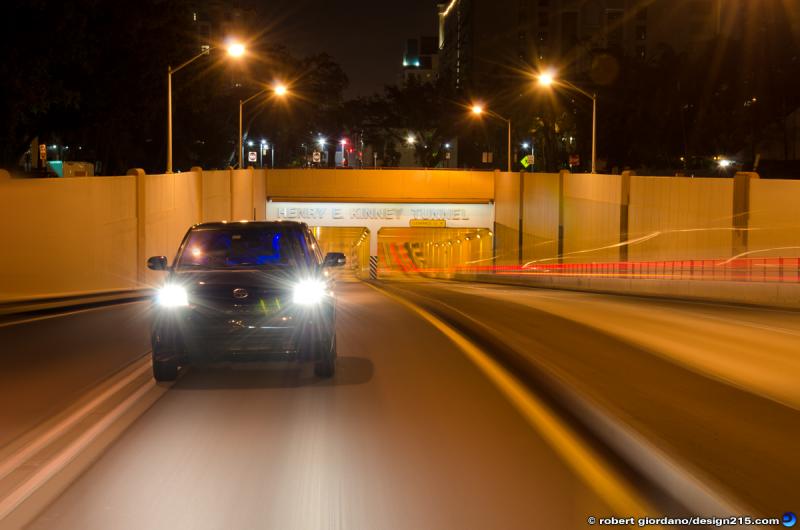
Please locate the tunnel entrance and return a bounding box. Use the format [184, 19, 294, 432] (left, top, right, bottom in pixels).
[377, 227, 494, 279]
[267, 200, 494, 279]
[311, 226, 371, 279]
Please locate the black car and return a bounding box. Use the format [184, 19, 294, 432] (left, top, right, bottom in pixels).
[146, 221, 346, 382]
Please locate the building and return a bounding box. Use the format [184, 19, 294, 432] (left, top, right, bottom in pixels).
[402, 36, 440, 85]
[191, 1, 254, 53]
[436, 0, 800, 90]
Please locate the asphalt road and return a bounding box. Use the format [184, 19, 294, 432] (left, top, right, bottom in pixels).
[380, 280, 800, 517]
[18, 278, 799, 527]
[0, 303, 151, 447]
[27, 281, 611, 530]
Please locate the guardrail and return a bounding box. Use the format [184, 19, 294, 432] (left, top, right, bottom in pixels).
[453, 258, 800, 284]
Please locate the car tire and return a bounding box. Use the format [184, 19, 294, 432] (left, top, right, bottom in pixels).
[313, 336, 337, 378]
[153, 359, 179, 382]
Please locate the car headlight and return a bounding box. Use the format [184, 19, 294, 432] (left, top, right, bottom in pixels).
[158, 285, 189, 308]
[293, 279, 328, 306]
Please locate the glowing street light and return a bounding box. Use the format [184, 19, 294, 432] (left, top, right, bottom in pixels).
[226, 42, 246, 58]
[537, 70, 555, 87]
[238, 82, 290, 169]
[167, 39, 247, 173]
[274, 83, 288, 97]
[469, 103, 512, 173]
[406, 134, 417, 145]
[535, 68, 597, 173]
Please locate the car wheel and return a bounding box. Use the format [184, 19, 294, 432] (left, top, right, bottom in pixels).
[313, 335, 337, 378]
[153, 358, 179, 382]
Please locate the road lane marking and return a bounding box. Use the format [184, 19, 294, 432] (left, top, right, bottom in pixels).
[363, 282, 657, 519]
[0, 377, 166, 522]
[0, 357, 152, 482]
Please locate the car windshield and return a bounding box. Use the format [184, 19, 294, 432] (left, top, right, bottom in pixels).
[175, 227, 310, 270]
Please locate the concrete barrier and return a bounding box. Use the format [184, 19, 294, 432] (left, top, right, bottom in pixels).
[454, 272, 800, 310]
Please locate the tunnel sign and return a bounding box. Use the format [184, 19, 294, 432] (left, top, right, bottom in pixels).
[268, 201, 494, 255]
[410, 219, 447, 228]
[267, 201, 493, 230]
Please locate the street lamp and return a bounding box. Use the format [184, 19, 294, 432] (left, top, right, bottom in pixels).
[238, 83, 289, 169]
[470, 104, 512, 173]
[167, 40, 246, 173]
[536, 69, 597, 174]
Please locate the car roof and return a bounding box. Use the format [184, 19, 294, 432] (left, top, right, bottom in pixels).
[190, 221, 308, 231]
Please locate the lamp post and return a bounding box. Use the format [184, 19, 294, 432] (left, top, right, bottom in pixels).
[167, 41, 245, 173]
[537, 69, 597, 174]
[238, 83, 288, 169]
[471, 105, 512, 173]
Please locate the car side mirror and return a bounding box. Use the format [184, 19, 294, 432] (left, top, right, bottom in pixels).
[323, 252, 346, 268]
[147, 256, 169, 271]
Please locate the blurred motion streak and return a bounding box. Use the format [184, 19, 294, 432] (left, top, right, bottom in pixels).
[369, 257, 800, 283]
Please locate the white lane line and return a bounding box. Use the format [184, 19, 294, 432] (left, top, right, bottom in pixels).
[0, 301, 149, 329]
[0, 358, 151, 482]
[0, 377, 164, 521]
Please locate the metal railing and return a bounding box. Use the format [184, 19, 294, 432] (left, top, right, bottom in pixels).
[455, 258, 800, 283]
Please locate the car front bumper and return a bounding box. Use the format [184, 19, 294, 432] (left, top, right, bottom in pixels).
[152, 303, 335, 363]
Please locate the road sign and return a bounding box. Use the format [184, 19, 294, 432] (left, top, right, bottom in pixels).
[410, 219, 446, 228]
[520, 155, 533, 168]
[39, 144, 46, 161]
[312, 151, 321, 163]
[445, 152, 451, 160]
[248, 151, 257, 163]
[569, 154, 580, 167]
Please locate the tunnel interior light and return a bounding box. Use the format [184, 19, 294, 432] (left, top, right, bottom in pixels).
[158, 285, 189, 308]
[293, 279, 328, 305]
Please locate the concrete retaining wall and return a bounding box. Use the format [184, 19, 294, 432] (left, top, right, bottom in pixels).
[454, 273, 800, 310]
[3, 166, 800, 307]
[0, 168, 266, 301]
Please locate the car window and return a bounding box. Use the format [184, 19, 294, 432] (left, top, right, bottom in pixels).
[305, 230, 323, 265]
[175, 227, 312, 270]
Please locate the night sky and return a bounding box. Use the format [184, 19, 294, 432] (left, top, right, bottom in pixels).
[260, 0, 438, 97]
